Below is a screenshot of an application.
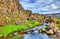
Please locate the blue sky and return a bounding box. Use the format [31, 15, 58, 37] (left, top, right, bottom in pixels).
[19, 0, 60, 14]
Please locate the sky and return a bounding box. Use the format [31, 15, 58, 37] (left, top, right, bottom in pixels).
[19, 0, 60, 14]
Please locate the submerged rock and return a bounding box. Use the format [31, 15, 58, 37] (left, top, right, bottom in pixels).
[46, 30, 54, 35]
[40, 28, 54, 35]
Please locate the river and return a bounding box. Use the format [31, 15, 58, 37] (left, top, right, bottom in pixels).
[6, 23, 58, 39]
[23, 24, 54, 39]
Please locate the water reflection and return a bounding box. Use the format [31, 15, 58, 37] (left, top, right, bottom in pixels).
[24, 33, 54, 39]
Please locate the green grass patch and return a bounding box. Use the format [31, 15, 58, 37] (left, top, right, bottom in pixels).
[0, 24, 28, 36]
[26, 20, 42, 27]
[0, 20, 42, 37]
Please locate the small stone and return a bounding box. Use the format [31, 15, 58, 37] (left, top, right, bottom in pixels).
[13, 32, 18, 35]
[8, 33, 13, 37]
[3, 34, 7, 39]
[30, 30, 35, 32]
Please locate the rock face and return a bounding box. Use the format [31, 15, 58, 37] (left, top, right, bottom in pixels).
[25, 10, 44, 22]
[0, 0, 25, 25]
[0, 0, 25, 14]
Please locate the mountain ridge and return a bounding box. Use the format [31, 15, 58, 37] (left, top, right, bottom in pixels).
[45, 13, 60, 18]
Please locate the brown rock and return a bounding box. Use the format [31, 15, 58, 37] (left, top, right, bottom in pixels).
[29, 30, 35, 32]
[0, 0, 26, 25]
[8, 33, 13, 37]
[3, 34, 7, 39]
[18, 31, 25, 34]
[25, 10, 43, 22]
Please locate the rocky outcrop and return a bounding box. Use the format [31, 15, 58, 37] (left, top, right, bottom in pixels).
[29, 13, 43, 21]
[25, 10, 44, 22]
[0, 0, 26, 25]
[0, 0, 44, 26]
[40, 29, 54, 35]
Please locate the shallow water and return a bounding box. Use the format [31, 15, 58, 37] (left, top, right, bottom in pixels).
[24, 33, 54, 39]
[24, 24, 54, 39]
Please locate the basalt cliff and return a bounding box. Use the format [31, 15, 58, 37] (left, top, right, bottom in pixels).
[0, 0, 26, 25]
[0, 0, 45, 26]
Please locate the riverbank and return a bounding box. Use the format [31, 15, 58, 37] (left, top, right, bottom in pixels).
[0, 20, 43, 39]
[6, 24, 54, 39]
[2, 34, 24, 39]
[39, 19, 60, 35]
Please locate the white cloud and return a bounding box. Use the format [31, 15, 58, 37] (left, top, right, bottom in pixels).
[37, 0, 53, 4]
[20, 2, 35, 9]
[20, 0, 60, 14]
[40, 6, 50, 11]
[51, 4, 58, 9]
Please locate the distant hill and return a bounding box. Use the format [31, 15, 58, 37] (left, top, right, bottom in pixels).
[45, 13, 60, 18]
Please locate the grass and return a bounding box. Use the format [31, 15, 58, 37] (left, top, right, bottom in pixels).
[26, 20, 42, 27]
[0, 20, 42, 37]
[0, 24, 28, 36]
[6, 34, 24, 39]
[55, 18, 60, 30]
